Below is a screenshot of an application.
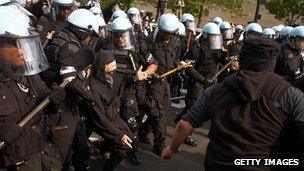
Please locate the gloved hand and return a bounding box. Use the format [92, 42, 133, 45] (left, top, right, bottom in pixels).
[0, 122, 23, 145]
[49, 83, 66, 105]
[203, 78, 215, 87]
[148, 74, 162, 83]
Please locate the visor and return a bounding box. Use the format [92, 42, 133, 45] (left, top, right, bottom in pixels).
[222, 29, 234, 40]
[295, 38, 304, 51]
[112, 31, 134, 50]
[0, 31, 49, 76]
[186, 21, 196, 32]
[129, 14, 141, 25]
[208, 34, 223, 50]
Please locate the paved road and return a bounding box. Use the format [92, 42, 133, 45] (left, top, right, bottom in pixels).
[88, 100, 211, 171]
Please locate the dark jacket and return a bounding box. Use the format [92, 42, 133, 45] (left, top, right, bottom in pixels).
[183, 70, 304, 170]
[0, 74, 49, 167]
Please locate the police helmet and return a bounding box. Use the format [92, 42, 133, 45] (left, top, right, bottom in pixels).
[262, 28, 276, 39]
[158, 13, 179, 33]
[202, 22, 222, 49]
[110, 17, 134, 50]
[110, 10, 127, 21]
[280, 26, 293, 37]
[0, 7, 49, 75]
[52, 0, 74, 6]
[177, 22, 186, 37]
[67, 9, 99, 39]
[211, 17, 222, 25]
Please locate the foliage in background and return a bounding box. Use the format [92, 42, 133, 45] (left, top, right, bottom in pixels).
[85, 0, 245, 25]
[265, 0, 304, 25]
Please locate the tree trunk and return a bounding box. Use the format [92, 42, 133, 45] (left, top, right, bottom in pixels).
[197, 3, 204, 27]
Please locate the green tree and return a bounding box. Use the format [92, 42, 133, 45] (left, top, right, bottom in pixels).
[265, 0, 304, 25]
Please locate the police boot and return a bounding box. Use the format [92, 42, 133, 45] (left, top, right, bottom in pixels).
[129, 150, 142, 165]
[184, 134, 198, 147]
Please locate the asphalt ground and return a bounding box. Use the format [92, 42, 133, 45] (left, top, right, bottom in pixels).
[88, 99, 211, 171]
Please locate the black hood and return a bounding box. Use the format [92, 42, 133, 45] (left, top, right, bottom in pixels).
[224, 70, 286, 102]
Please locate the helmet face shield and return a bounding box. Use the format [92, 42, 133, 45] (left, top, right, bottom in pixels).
[208, 34, 223, 50]
[186, 21, 196, 32]
[129, 14, 141, 25]
[112, 31, 134, 50]
[0, 31, 49, 76]
[222, 29, 234, 40]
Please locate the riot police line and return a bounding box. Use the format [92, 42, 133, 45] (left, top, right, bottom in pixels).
[0, 0, 304, 170]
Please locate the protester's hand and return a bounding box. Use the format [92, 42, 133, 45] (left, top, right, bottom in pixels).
[136, 66, 149, 81]
[121, 134, 133, 149]
[161, 145, 174, 160]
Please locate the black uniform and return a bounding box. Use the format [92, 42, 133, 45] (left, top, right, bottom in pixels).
[175, 40, 219, 122]
[275, 42, 304, 92]
[0, 73, 62, 170]
[139, 33, 181, 155]
[36, 16, 65, 44]
[41, 29, 92, 170]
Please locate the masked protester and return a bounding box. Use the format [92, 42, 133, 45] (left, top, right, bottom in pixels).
[40, 9, 99, 170]
[275, 26, 304, 92]
[0, 8, 66, 170]
[36, 0, 75, 44]
[69, 50, 134, 171]
[162, 37, 304, 171]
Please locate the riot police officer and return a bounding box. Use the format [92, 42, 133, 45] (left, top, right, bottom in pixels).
[243, 22, 263, 40]
[277, 26, 294, 44]
[41, 8, 99, 170]
[275, 26, 304, 92]
[139, 13, 182, 156]
[36, 0, 75, 44]
[0, 8, 65, 170]
[104, 17, 158, 165]
[175, 22, 223, 146]
[262, 28, 276, 39]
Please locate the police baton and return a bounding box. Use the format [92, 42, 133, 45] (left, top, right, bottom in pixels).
[160, 61, 193, 78]
[0, 79, 70, 150]
[210, 58, 236, 81]
[43, 31, 55, 49]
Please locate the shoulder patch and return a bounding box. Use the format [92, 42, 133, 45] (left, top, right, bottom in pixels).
[68, 43, 79, 53]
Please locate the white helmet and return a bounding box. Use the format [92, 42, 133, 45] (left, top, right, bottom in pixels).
[180, 13, 195, 23]
[211, 17, 222, 25]
[110, 10, 127, 21]
[245, 22, 262, 33]
[202, 22, 222, 49]
[220, 21, 234, 40]
[127, 7, 141, 25]
[95, 16, 106, 28]
[67, 9, 99, 35]
[159, 13, 179, 33]
[177, 22, 186, 36]
[262, 28, 276, 39]
[110, 17, 133, 50]
[180, 13, 196, 32]
[90, 6, 103, 16]
[235, 25, 244, 31]
[280, 26, 293, 37]
[219, 21, 231, 30]
[288, 26, 304, 50]
[0, 8, 49, 76]
[52, 0, 74, 6]
[0, 1, 36, 26]
[127, 7, 140, 15]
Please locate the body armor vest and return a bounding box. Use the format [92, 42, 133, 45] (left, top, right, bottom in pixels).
[41, 30, 81, 85]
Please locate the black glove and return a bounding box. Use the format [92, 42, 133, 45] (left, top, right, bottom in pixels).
[49, 83, 66, 105]
[149, 74, 162, 83]
[203, 78, 215, 87]
[0, 122, 23, 145]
